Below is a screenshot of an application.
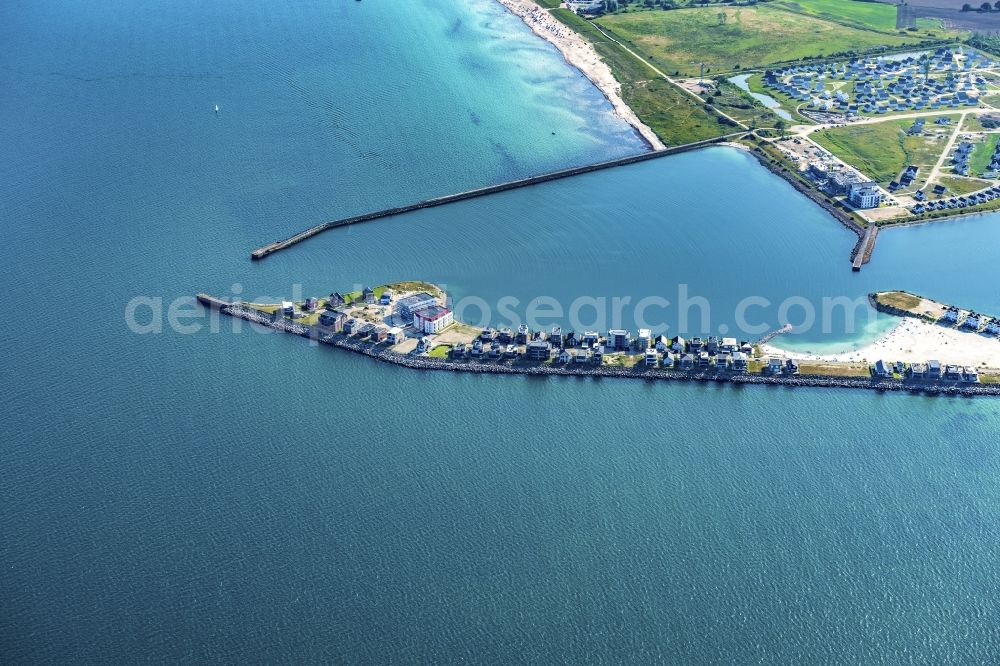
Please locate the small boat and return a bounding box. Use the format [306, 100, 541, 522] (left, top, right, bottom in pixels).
[214, 104, 219, 114]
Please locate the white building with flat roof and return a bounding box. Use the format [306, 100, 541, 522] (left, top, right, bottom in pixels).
[637, 328, 651, 349]
[849, 181, 882, 209]
[413, 305, 454, 334]
[396, 292, 439, 323]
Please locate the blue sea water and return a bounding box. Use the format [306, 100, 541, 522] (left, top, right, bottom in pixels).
[2, 0, 1000, 663]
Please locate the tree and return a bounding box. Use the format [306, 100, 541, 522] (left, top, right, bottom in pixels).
[995, 0, 1000, 10]
[962, 3, 972, 11]
[718, 11, 727, 25]
[981, 2, 992, 11]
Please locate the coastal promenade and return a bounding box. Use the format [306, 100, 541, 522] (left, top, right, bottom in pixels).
[249, 137, 732, 260]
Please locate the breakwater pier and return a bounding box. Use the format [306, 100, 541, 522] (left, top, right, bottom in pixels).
[250, 138, 729, 260]
[852, 224, 879, 271]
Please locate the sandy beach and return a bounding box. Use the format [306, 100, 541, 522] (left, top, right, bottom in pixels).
[764, 318, 1000, 369]
[496, 0, 666, 150]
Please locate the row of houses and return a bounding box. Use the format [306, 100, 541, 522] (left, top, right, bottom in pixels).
[951, 140, 974, 176]
[476, 326, 753, 356]
[446, 337, 757, 372]
[941, 307, 1000, 335]
[874, 359, 980, 383]
[911, 185, 1000, 215]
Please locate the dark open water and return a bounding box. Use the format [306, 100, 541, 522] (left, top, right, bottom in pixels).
[2, 0, 999, 663]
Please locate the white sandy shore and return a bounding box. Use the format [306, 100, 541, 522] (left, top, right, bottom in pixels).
[496, 0, 666, 150]
[764, 319, 1000, 369]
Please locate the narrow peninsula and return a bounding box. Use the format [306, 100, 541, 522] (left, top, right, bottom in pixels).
[198, 284, 1000, 397]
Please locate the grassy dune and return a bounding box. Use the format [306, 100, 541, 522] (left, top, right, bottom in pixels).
[551, 9, 729, 145]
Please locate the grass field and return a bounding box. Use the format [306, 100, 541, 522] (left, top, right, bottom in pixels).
[533, 0, 562, 7]
[772, 0, 901, 32]
[937, 175, 991, 196]
[428, 345, 451, 359]
[875, 291, 922, 311]
[551, 9, 730, 145]
[960, 114, 994, 133]
[812, 116, 954, 184]
[968, 134, 1000, 174]
[595, 6, 933, 76]
[799, 362, 871, 378]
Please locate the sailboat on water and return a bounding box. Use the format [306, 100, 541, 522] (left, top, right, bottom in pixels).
[214, 104, 219, 114]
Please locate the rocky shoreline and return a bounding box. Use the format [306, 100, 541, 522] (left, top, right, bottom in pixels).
[220, 303, 1000, 398]
[744, 145, 870, 262]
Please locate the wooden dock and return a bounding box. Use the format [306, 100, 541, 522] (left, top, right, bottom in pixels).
[852, 224, 879, 271]
[757, 323, 793, 345]
[249, 137, 729, 260]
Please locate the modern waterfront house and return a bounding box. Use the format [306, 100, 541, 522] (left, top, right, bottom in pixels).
[608, 329, 630, 351]
[526, 340, 552, 361]
[318, 311, 346, 332]
[592, 344, 604, 364]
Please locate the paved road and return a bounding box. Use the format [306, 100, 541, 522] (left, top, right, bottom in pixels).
[925, 111, 969, 187]
[792, 105, 999, 136]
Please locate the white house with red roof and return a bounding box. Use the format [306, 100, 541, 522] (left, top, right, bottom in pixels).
[413, 305, 454, 334]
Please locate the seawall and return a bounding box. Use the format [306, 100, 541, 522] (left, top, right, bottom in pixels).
[745, 144, 874, 267]
[250, 137, 731, 260]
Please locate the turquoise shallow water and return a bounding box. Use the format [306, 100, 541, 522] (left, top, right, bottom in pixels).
[3, 0, 1000, 663]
